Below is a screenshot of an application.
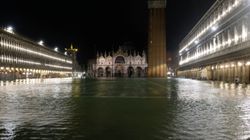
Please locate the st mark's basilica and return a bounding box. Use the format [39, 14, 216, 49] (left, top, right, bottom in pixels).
[93, 46, 148, 78]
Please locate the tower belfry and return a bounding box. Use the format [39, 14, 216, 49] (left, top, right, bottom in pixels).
[65, 44, 78, 73]
[147, 0, 167, 77]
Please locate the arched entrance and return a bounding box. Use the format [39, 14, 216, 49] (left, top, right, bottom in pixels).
[97, 67, 104, 77]
[115, 65, 124, 77]
[106, 67, 112, 77]
[127, 67, 134, 78]
[115, 56, 125, 77]
[136, 67, 143, 77]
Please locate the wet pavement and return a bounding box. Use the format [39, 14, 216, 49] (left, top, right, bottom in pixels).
[0, 78, 250, 139]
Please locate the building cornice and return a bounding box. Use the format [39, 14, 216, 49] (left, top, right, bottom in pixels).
[0, 28, 70, 58]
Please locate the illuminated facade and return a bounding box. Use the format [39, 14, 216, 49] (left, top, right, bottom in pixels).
[147, 0, 167, 77]
[0, 28, 72, 80]
[178, 0, 250, 83]
[94, 47, 148, 77]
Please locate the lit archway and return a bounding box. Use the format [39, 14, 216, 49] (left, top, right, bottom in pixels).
[115, 65, 124, 77]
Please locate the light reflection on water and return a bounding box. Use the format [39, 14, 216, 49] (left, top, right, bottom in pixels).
[0, 78, 250, 139]
[0, 78, 75, 140]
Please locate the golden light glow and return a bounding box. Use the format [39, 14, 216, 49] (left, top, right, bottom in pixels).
[180, 23, 248, 66]
[0, 41, 72, 64]
[180, 0, 242, 53]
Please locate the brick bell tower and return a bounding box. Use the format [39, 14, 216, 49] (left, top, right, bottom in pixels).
[147, 0, 167, 77]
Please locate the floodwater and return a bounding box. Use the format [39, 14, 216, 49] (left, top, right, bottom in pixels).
[0, 78, 250, 139]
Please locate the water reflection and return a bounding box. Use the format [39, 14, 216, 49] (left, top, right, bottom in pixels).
[0, 78, 74, 139]
[171, 79, 250, 139]
[0, 78, 250, 139]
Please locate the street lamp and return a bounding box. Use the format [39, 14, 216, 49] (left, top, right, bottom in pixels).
[54, 47, 58, 52]
[5, 26, 14, 34]
[211, 25, 218, 32]
[38, 40, 44, 46]
[195, 40, 199, 44]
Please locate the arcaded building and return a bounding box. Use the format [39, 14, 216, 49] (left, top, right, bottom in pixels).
[0, 27, 73, 80]
[94, 47, 148, 77]
[178, 0, 250, 83]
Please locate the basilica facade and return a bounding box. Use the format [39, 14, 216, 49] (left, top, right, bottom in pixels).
[94, 47, 148, 77]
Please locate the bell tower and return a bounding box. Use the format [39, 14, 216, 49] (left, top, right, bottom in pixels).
[147, 0, 167, 77]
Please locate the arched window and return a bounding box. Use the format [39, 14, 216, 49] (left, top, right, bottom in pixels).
[115, 56, 125, 64]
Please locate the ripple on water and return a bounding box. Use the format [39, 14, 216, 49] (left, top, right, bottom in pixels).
[0, 78, 250, 139]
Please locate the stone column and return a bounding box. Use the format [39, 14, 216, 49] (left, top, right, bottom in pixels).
[228, 65, 232, 82]
[242, 61, 246, 83]
[235, 62, 238, 82]
[245, 65, 249, 83]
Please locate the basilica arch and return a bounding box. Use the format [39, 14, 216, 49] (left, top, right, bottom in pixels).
[97, 67, 104, 77]
[105, 67, 112, 77]
[115, 65, 124, 77]
[127, 66, 134, 77]
[114, 56, 125, 77]
[136, 67, 143, 77]
[115, 56, 125, 64]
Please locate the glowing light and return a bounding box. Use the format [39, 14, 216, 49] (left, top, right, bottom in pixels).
[211, 25, 218, 31]
[235, 34, 239, 43]
[38, 40, 44, 46]
[45, 64, 72, 70]
[64, 52, 67, 55]
[0, 41, 72, 64]
[0, 54, 72, 71]
[238, 62, 243, 66]
[246, 62, 250, 66]
[242, 25, 248, 40]
[4, 26, 14, 34]
[179, 0, 242, 53]
[195, 40, 199, 44]
[179, 32, 247, 66]
[54, 47, 58, 52]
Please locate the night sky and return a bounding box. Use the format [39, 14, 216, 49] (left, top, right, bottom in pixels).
[0, 0, 216, 65]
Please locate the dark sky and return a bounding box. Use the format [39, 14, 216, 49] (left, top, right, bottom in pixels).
[0, 0, 216, 65]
